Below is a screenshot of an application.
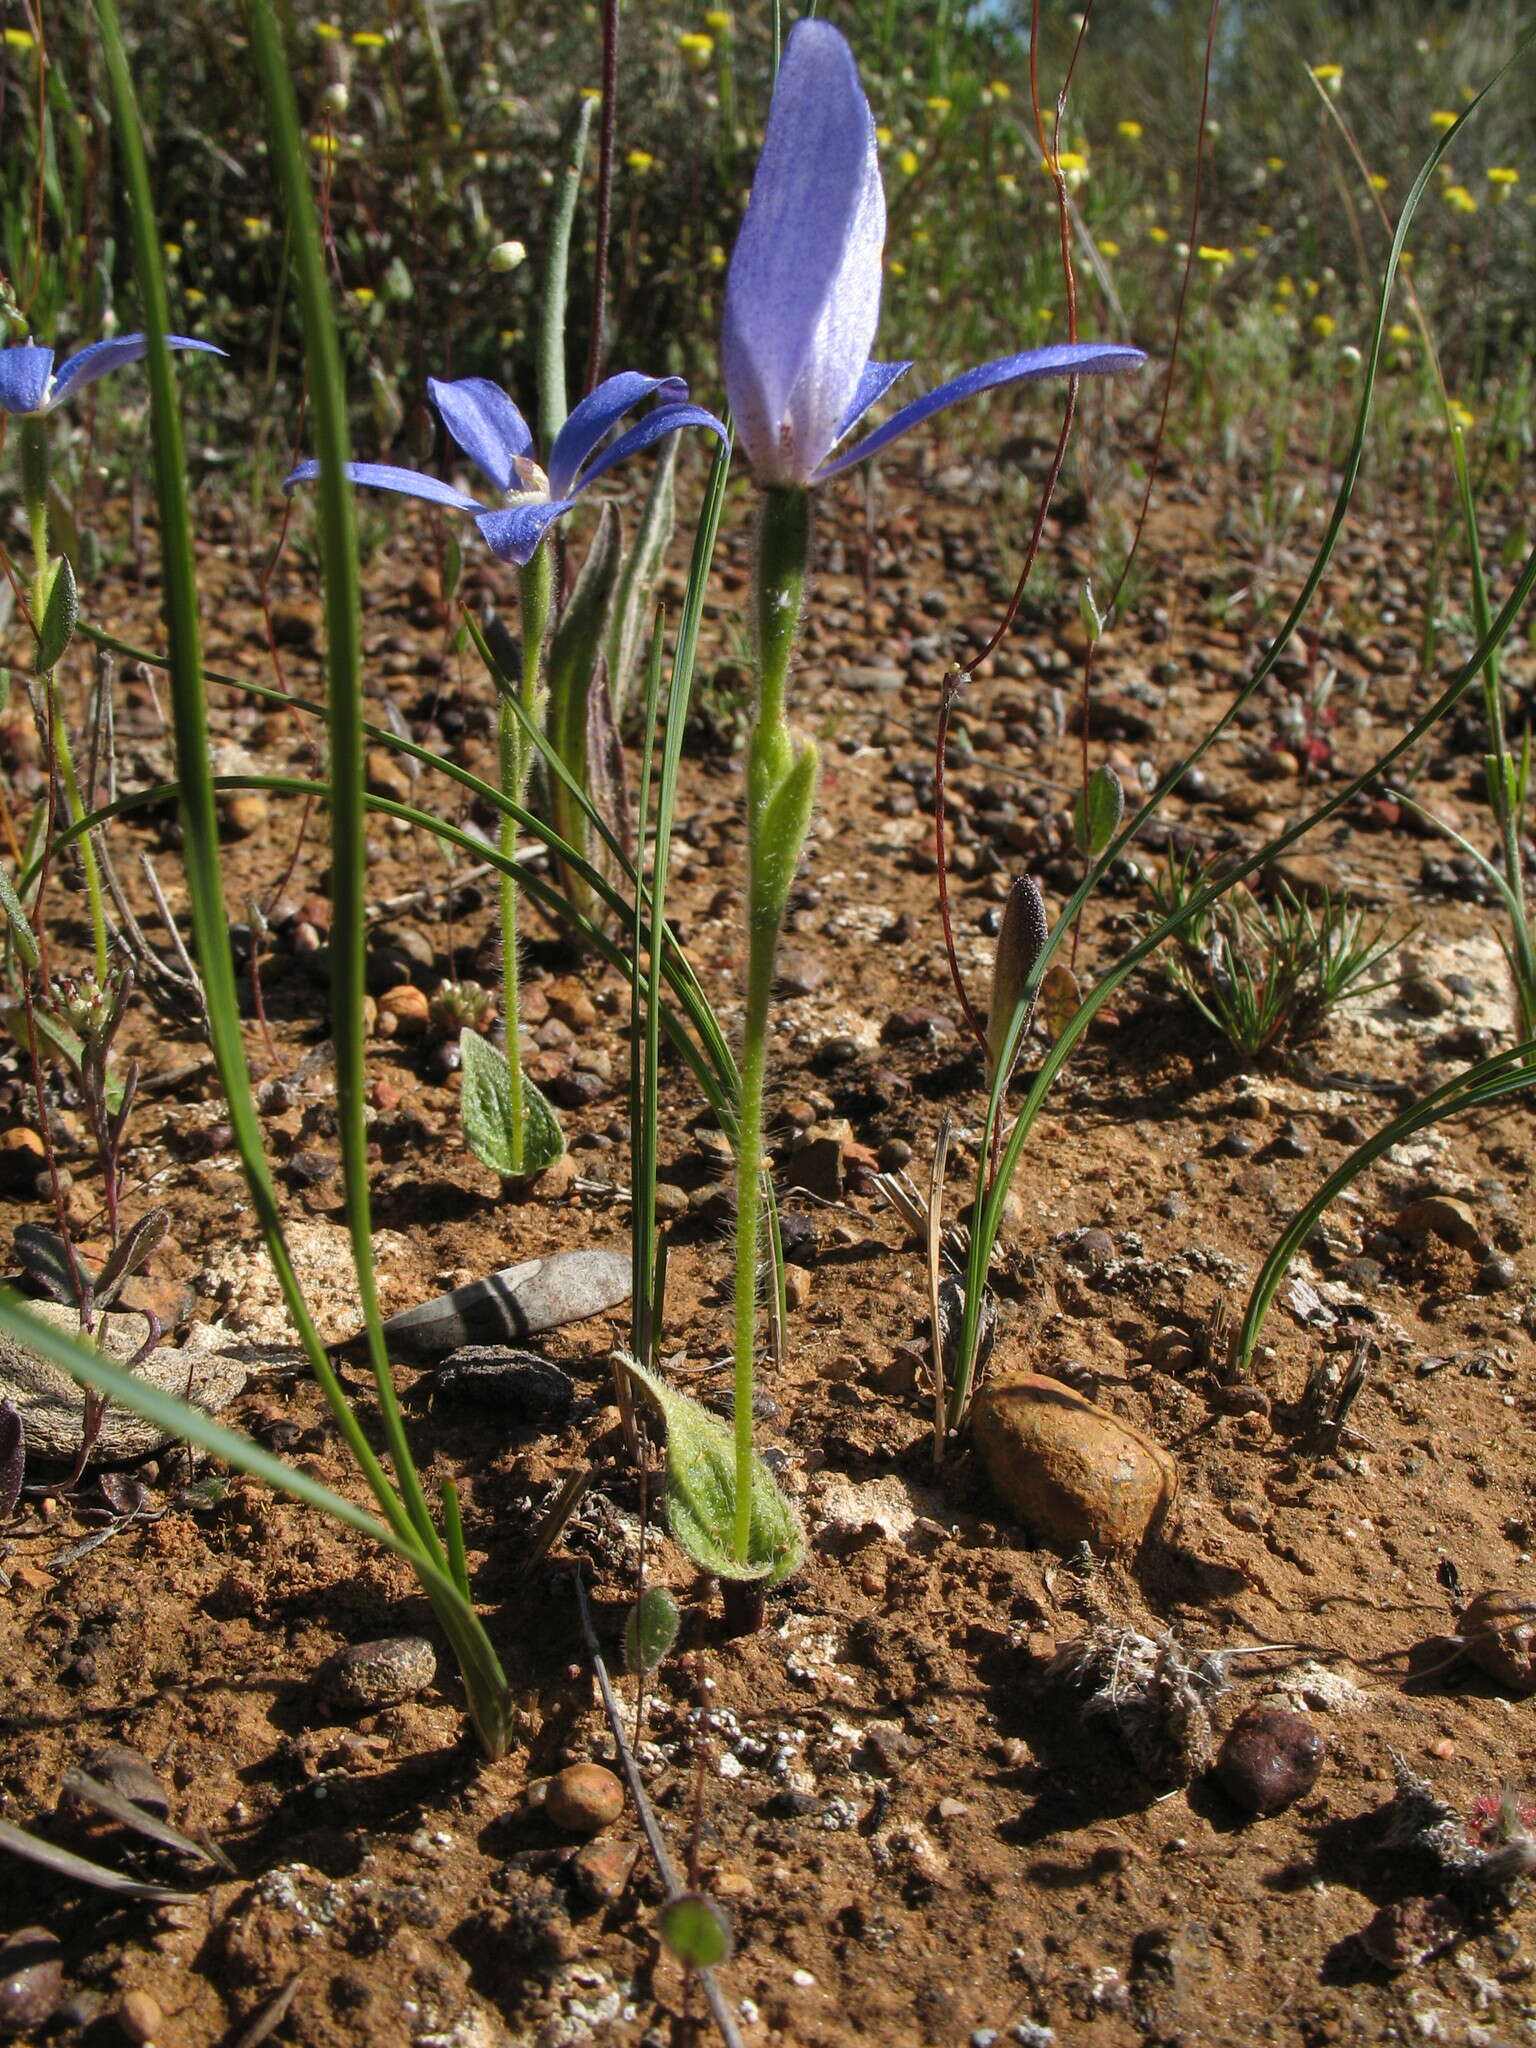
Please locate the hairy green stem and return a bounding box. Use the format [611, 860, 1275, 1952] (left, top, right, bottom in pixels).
[499, 544, 552, 1175]
[20, 415, 108, 980]
[733, 485, 813, 1562]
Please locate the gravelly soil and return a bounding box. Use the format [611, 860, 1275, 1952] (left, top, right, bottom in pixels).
[1, 421, 1535, 2048]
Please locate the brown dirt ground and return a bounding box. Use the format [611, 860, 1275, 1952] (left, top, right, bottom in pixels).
[2, 416, 1535, 2048]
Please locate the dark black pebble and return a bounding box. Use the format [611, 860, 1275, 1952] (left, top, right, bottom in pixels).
[434, 1349, 575, 1425]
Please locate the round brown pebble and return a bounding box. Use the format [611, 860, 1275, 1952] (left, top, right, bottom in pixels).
[544, 1762, 624, 1834]
[971, 1373, 1178, 1555]
[117, 1986, 166, 2043]
[1214, 1705, 1325, 1815]
[0, 1927, 64, 2036]
[1458, 1590, 1536, 1693]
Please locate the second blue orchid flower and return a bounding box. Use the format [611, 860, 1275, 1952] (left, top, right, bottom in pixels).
[723, 21, 1144, 488]
[285, 371, 726, 565]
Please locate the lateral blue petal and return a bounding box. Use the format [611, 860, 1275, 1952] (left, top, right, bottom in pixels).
[723, 20, 885, 485]
[281, 459, 485, 512]
[546, 372, 689, 499]
[48, 335, 225, 407]
[566, 403, 729, 496]
[475, 499, 579, 566]
[0, 347, 55, 415]
[812, 344, 1147, 481]
[834, 360, 913, 443]
[427, 376, 532, 493]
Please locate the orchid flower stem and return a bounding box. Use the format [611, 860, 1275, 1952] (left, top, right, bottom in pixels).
[499, 544, 551, 1177]
[20, 415, 108, 981]
[733, 486, 814, 1562]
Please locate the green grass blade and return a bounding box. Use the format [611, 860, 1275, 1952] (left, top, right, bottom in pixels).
[245, 0, 443, 1568]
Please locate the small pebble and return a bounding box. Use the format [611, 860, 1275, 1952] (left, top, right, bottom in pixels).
[1215, 1130, 1256, 1159]
[1214, 1705, 1324, 1815]
[433, 1349, 575, 1424]
[0, 1927, 64, 2036]
[317, 1636, 437, 1715]
[570, 1838, 639, 1904]
[544, 1763, 624, 1834]
[1359, 1893, 1462, 1971]
[117, 1987, 166, 2044]
[783, 1266, 813, 1312]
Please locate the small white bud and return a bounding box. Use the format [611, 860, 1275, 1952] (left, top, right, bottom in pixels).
[323, 80, 349, 113]
[488, 239, 527, 274]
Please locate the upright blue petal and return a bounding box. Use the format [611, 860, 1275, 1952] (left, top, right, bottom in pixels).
[48, 335, 225, 407]
[546, 373, 688, 499]
[811, 343, 1147, 482]
[427, 376, 533, 494]
[475, 499, 580, 566]
[723, 21, 886, 486]
[834, 360, 912, 444]
[566, 402, 729, 497]
[283, 458, 485, 513]
[0, 347, 56, 415]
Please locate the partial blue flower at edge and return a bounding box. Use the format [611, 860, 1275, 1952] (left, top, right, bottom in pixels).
[285, 371, 728, 568]
[0, 336, 225, 416]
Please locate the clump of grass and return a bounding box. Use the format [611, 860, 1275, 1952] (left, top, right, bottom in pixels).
[1145, 850, 1400, 1057]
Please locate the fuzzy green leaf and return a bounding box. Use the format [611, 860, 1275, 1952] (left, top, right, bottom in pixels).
[1073, 764, 1125, 859]
[623, 1586, 681, 1673]
[622, 1356, 804, 1586]
[0, 869, 39, 970]
[659, 1893, 734, 1969]
[748, 734, 818, 933]
[35, 555, 77, 675]
[458, 1027, 565, 1176]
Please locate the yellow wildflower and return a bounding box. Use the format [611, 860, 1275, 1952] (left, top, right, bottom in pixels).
[162, 241, 182, 262]
[184, 287, 206, 306]
[1098, 237, 1120, 257]
[580, 86, 602, 103]
[3, 26, 36, 48]
[1443, 184, 1477, 213]
[1196, 244, 1232, 264]
[1240, 244, 1256, 260]
[888, 258, 907, 277]
[351, 286, 376, 305]
[1149, 225, 1169, 244]
[925, 95, 952, 116]
[242, 216, 272, 241]
[315, 20, 341, 38]
[988, 79, 1012, 100]
[1447, 400, 1475, 431]
[1311, 312, 1336, 338]
[1266, 155, 1285, 172]
[898, 149, 920, 176]
[876, 125, 893, 145]
[1274, 276, 1294, 298]
[1254, 222, 1272, 237]
[626, 149, 655, 173]
[1429, 110, 1457, 130]
[705, 9, 731, 29]
[309, 133, 339, 158]
[1489, 166, 1520, 186]
[1117, 119, 1143, 140]
[707, 245, 726, 269]
[1309, 63, 1343, 87]
[1368, 173, 1388, 192]
[1387, 323, 1412, 343]
[352, 30, 387, 49]
[677, 31, 713, 69]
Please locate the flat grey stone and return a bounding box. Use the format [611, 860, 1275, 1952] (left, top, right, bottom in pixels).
[0, 1302, 248, 1463]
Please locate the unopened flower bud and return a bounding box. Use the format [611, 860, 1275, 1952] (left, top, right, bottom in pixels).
[323, 80, 349, 114]
[986, 875, 1049, 1083]
[489, 239, 527, 273]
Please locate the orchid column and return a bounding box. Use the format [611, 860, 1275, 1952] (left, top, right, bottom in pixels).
[722, 22, 1146, 1568]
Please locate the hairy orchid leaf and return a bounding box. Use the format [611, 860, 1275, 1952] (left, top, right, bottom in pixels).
[621, 1356, 804, 1586]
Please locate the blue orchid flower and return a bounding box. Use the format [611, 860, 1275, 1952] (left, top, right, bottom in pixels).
[0, 335, 225, 417]
[723, 21, 1145, 489]
[284, 372, 728, 567]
